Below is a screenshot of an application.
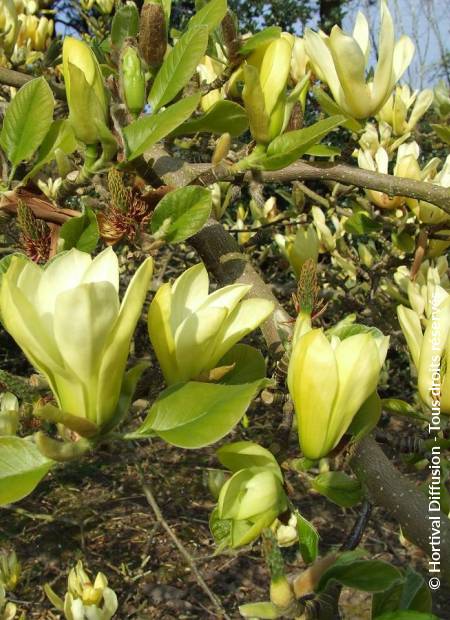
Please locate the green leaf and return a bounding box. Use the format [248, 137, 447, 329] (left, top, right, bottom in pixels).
[59, 207, 99, 253]
[431, 123, 450, 145]
[171, 100, 248, 136]
[344, 210, 382, 235]
[312, 471, 363, 508]
[318, 553, 402, 593]
[111, 3, 139, 47]
[295, 510, 319, 564]
[0, 436, 54, 505]
[305, 144, 341, 157]
[148, 25, 209, 112]
[129, 379, 264, 448]
[374, 613, 439, 620]
[313, 86, 363, 132]
[150, 185, 212, 242]
[239, 27, 282, 55]
[381, 399, 429, 423]
[217, 344, 267, 385]
[124, 93, 200, 160]
[348, 392, 382, 441]
[189, 0, 227, 33]
[239, 601, 283, 619]
[372, 568, 432, 618]
[392, 231, 415, 253]
[260, 116, 345, 170]
[0, 77, 54, 166]
[23, 120, 77, 181]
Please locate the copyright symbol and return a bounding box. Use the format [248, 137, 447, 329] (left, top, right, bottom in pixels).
[429, 577, 440, 590]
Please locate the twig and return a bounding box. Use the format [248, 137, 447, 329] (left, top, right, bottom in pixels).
[137, 467, 232, 620]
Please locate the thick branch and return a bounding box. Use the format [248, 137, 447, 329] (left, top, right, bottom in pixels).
[0, 67, 66, 100]
[187, 160, 450, 214]
[351, 435, 450, 583]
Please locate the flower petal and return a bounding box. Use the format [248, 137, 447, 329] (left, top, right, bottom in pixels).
[148, 283, 179, 384]
[288, 329, 338, 459]
[170, 263, 209, 331]
[82, 246, 119, 291]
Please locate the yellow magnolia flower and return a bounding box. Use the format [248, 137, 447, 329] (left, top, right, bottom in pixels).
[290, 36, 310, 84]
[398, 292, 450, 415]
[358, 120, 410, 157]
[148, 263, 274, 384]
[403, 152, 450, 226]
[288, 325, 389, 459]
[275, 224, 319, 277]
[0, 392, 19, 435]
[213, 442, 287, 548]
[357, 142, 419, 209]
[378, 84, 433, 136]
[62, 37, 109, 145]
[0, 248, 153, 433]
[0, 0, 18, 53]
[305, 0, 414, 119]
[242, 36, 295, 143]
[393, 257, 450, 321]
[45, 561, 118, 620]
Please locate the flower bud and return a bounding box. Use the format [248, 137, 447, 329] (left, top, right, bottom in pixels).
[0, 550, 20, 592]
[0, 392, 19, 436]
[212, 132, 231, 164]
[288, 321, 389, 459]
[0, 585, 16, 620]
[62, 37, 109, 145]
[138, 1, 167, 69]
[120, 44, 146, 116]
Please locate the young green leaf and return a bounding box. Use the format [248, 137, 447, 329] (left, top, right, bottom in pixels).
[0, 77, 54, 167]
[318, 553, 402, 593]
[312, 471, 363, 507]
[23, 119, 76, 181]
[295, 510, 319, 564]
[59, 207, 99, 253]
[171, 100, 248, 136]
[372, 568, 432, 618]
[148, 25, 209, 112]
[111, 2, 139, 47]
[124, 93, 200, 160]
[0, 436, 54, 505]
[239, 27, 282, 55]
[129, 379, 264, 448]
[150, 185, 212, 242]
[188, 0, 227, 33]
[260, 115, 345, 170]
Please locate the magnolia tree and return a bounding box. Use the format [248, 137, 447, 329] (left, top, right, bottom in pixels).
[0, 0, 449, 617]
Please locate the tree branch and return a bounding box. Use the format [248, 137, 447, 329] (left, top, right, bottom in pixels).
[185, 160, 450, 214]
[351, 435, 450, 583]
[0, 67, 66, 100]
